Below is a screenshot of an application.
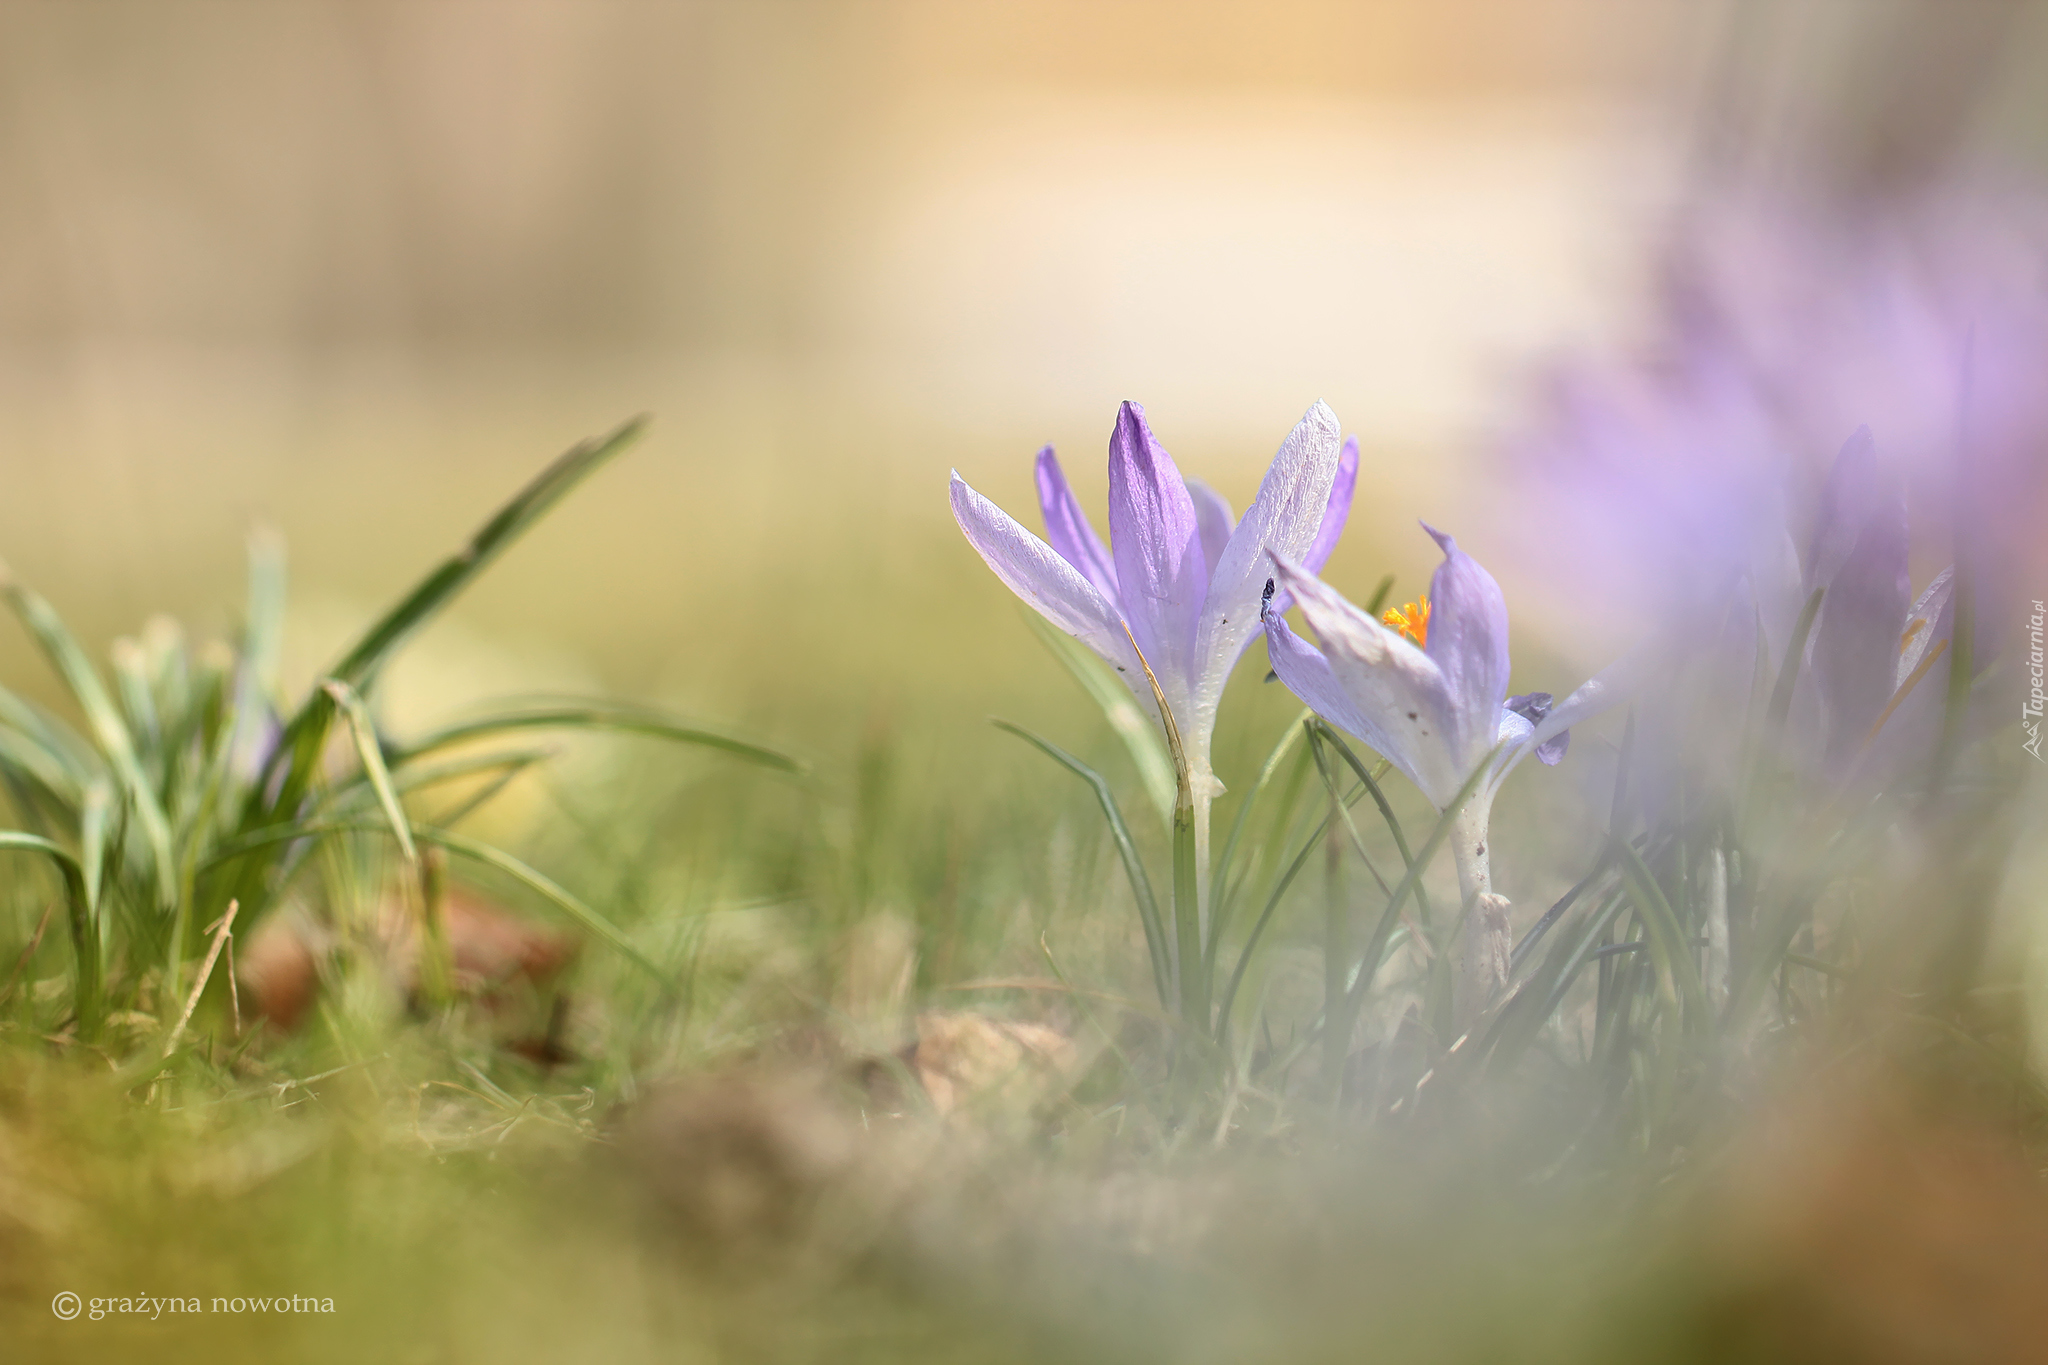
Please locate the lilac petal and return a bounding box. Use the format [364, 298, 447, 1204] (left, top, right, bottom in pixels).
[1419, 524, 1513, 775]
[1268, 550, 1464, 807]
[1264, 608, 1439, 804]
[1807, 436, 1909, 768]
[1895, 566, 1955, 689]
[1526, 649, 1646, 756]
[1107, 402, 1208, 704]
[1493, 707, 1537, 783]
[1804, 426, 1884, 591]
[1302, 436, 1359, 574]
[1035, 446, 1119, 605]
[1868, 567, 1958, 770]
[1506, 691, 1570, 764]
[1269, 433, 1359, 618]
[1185, 478, 1236, 575]
[1190, 402, 1344, 740]
[951, 472, 1144, 683]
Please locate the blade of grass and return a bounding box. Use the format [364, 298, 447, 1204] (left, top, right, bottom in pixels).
[1343, 745, 1503, 1019]
[328, 416, 648, 692]
[225, 418, 648, 920]
[993, 720, 1172, 1010]
[1362, 574, 1397, 617]
[197, 816, 670, 985]
[323, 681, 417, 865]
[1021, 609, 1176, 827]
[1616, 837, 1709, 1032]
[1205, 711, 1310, 978]
[1312, 722, 1436, 931]
[0, 566, 177, 908]
[0, 832, 96, 1036]
[391, 703, 801, 776]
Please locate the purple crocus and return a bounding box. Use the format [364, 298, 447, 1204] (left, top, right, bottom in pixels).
[1495, 187, 2045, 658]
[950, 400, 1356, 920]
[1261, 527, 1634, 1021]
[1799, 428, 1957, 778]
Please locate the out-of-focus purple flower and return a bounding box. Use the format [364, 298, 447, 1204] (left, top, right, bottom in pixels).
[950, 400, 1355, 798]
[1802, 427, 1957, 776]
[1497, 190, 2048, 636]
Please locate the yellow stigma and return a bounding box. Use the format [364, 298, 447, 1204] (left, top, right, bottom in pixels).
[1383, 596, 1431, 648]
[1899, 617, 1927, 655]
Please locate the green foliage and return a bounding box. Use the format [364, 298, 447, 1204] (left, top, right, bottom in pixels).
[0, 417, 798, 1045]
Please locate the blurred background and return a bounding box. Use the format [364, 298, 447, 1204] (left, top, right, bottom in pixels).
[2, 0, 2044, 745]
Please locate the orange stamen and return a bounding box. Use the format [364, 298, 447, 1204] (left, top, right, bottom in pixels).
[1898, 618, 1926, 656]
[1383, 596, 1431, 648]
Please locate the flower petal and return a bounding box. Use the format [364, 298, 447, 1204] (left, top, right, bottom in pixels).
[1035, 445, 1120, 605]
[951, 471, 1144, 682]
[1267, 551, 1464, 807]
[1526, 649, 1646, 754]
[1263, 608, 1444, 805]
[1804, 425, 1885, 591]
[1895, 566, 1955, 690]
[1268, 433, 1359, 619]
[1190, 402, 1344, 741]
[1418, 524, 1513, 774]
[1506, 691, 1570, 764]
[1185, 478, 1236, 575]
[1107, 402, 1208, 706]
[1302, 435, 1358, 574]
[1807, 434, 1910, 767]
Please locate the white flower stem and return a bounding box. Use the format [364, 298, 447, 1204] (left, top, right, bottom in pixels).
[1451, 795, 1510, 1030]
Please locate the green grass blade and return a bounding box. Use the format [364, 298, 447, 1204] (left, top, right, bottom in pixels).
[0, 568, 177, 907]
[1308, 726, 1391, 897]
[1206, 711, 1309, 978]
[328, 417, 647, 690]
[197, 816, 669, 984]
[1485, 887, 1630, 1071]
[0, 686, 98, 788]
[0, 831, 97, 1036]
[324, 680, 418, 865]
[225, 420, 647, 919]
[79, 780, 112, 938]
[408, 824, 668, 985]
[1344, 743, 1503, 1018]
[1020, 609, 1176, 827]
[392, 702, 802, 776]
[109, 638, 162, 758]
[1216, 799, 1344, 1047]
[0, 722, 89, 808]
[1313, 722, 1435, 930]
[1765, 588, 1825, 744]
[994, 719, 1172, 1011]
[1616, 837, 1709, 1031]
[1362, 574, 1397, 617]
[1172, 769, 1206, 1027]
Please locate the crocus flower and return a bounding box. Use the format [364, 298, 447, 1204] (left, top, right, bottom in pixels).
[1496, 188, 2045, 654]
[950, 400, 1355, 922]
[1261, 527, 1634, 1020]
[1798, 428, 1957, 779]
[950, 400, 1354, 780]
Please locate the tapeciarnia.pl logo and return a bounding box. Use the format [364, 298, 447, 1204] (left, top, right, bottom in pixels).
[2025, 599, 2045, 762]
